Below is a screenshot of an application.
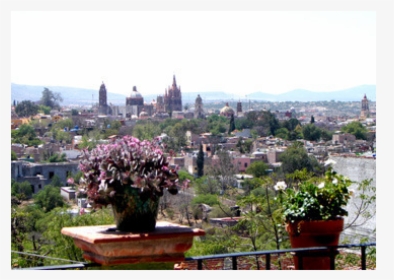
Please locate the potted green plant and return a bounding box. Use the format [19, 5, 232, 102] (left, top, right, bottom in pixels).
[275, 160, 353, 270]
[78, 135, 188, 232]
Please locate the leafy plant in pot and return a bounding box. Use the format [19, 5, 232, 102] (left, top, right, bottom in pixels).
[78, 135, 188, 232]
[275, 160, 353, 270]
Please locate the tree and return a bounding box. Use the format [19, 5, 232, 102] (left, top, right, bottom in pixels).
[38, 105, 51, 115]
[11, 180, 33, 200]
[228, 114, 235, 134]
[15, 100, 39, 117]
[279, 142, 316, 174]
[302, 123, 321, 141]
[52, 175, 63, 187]
[11, 150, 18, 160]
[132, 121, 161, 141]
[11, 123, 43, 146]
[282, 118, 301, 131]
[77, 135, 97, 150]
[40, 88, 63, 109]
[33, 185, 65, 212]
[236, 181, 288, 261]
[206, 150, 237, 194]
[194, 176, 221, 195]
[196, 144, 205, 177]
[320, 128, 333, 141]
[33, 208, 114, 266]
[310, 115, 315, 124]
[48, 153, 67, 162]
[246, 161, 269, 178]
[341, 121, 368, 140]
[274, 127, 289, 140]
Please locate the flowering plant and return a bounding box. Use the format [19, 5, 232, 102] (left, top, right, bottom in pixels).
[275, 160, 353, 223]
[78, 135, 184, 208]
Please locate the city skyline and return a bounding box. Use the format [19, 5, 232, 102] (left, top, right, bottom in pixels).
[11, 11, 376, 98]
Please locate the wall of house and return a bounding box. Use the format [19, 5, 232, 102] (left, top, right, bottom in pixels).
[11, 161, 79, 193]
[329, 154, 376, 243]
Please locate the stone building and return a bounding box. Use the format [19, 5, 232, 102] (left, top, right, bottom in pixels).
[219, 103, 235, 117]
[11, 161, 79, 194]
[160, 75, 182, 114]
[360, 94, 370, 120]
[194, 94, 204, 119]
[332, 132, 356, 144]
[236, 100, 243, 117]
[98, 82, 112, 115]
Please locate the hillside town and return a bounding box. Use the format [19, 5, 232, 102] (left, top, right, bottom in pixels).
[11, 76, 376, 270]
[11, 76, 376, 188]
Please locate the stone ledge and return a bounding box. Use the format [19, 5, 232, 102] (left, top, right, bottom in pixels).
[61, 221, 205, 266]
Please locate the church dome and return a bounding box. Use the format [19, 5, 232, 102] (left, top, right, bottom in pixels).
[220, 103, 234, 116]
[129, 86, 143, 98]
[195, 94, 202, 102]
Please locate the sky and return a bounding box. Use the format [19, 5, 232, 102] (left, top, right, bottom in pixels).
[10, 10, 376, 97]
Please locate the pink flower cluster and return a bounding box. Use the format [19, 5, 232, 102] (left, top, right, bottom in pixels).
[78, 136, 180, 207]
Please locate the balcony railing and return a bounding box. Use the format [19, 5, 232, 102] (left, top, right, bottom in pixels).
[14, 242, 375, 270]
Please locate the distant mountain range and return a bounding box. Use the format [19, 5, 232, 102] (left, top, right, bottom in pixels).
[11, 83, 376, 106]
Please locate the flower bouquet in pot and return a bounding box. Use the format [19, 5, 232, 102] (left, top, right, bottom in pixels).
[275, 161, 353, 269]
[78, 135, 187, 232]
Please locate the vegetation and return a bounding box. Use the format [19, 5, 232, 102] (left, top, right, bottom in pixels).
[196, 144, 204, 177]
[33, 185, 65, 212]
[48, 153, 67, 162]
[15, 100, 39, 117]
[341, 121, 368, 140]
[10, 103, 376, 269]
[11, 180, 33, 201]
[279, 142, 319, 174]
[11, 124, 43, 146]
[40, 88, 63, 109]
[11, 150, 18, 160]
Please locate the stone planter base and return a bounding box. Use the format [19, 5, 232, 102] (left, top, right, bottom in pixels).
[61, 221, 205, 266]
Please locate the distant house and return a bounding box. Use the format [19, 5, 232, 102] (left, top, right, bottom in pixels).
[234, 129, 251, 138]
[332, 132, 356, 144]
[60, 187, 76, 201]
[11, 161, 79, 194]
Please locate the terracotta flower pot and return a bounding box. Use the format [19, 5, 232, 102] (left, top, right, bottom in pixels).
[111, 187, 160, 232]
[285, 218, 344, 270]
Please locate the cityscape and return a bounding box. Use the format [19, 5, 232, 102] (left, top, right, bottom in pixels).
[9, 7, 381, 272]
[11, 75, 376, 270]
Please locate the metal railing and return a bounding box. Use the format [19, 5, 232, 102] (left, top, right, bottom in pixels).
[14, 242, 375, 270]
[185, 243, 376, 270]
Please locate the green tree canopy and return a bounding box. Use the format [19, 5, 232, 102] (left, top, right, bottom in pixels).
[274, 127, 289, 140]
[228, 114, 235, 134]
[132, 120, 161, 141]
[11, 150, 18, 160]
[197, 144, 204, 177]
[15, 100, 39, 117]
[48, 153, 67, 162]
[246, 161, 269, 178]
[38, 105, 51, 115]
[40, 88, 63, 109]
[11, 124, 43, 146]
[341, 121, 368, 140]
[302, 123, 322, 141]
[11, 180, 33, 200]
[282, 118, 301, 131]
[33, 185, 65, 212]
[279, 142, 317, 174]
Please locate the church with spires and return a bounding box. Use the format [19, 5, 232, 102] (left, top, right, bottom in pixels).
[95, 75, 188, 120]
[161, 75, 183, 114]
[98, 82, 112, 115]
